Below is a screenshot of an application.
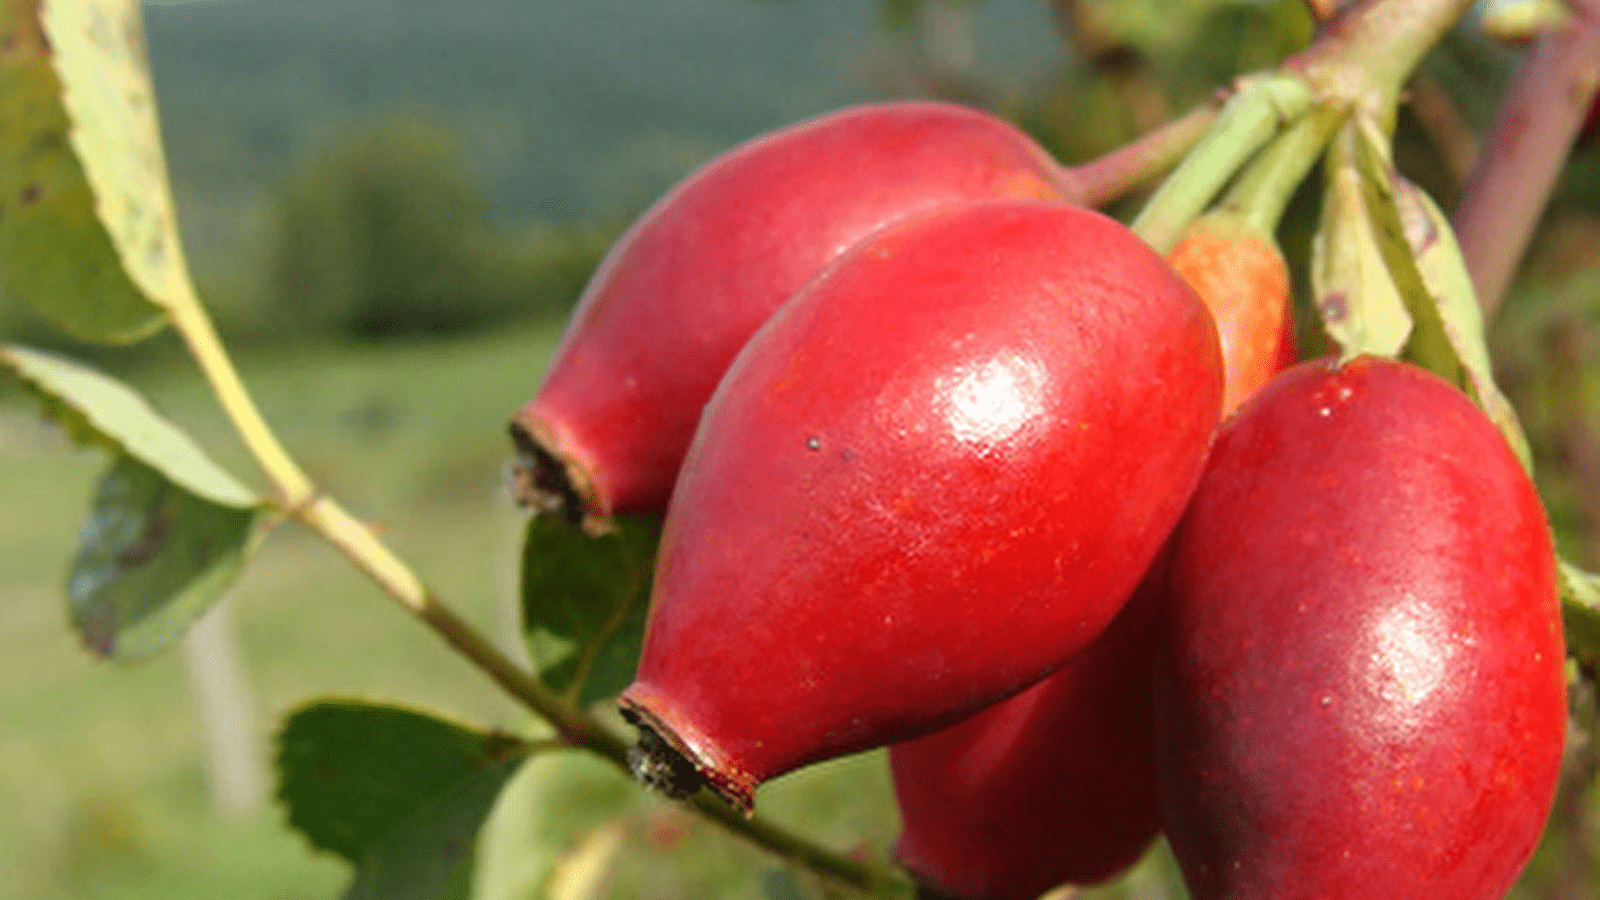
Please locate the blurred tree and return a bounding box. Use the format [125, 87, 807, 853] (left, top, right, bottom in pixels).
[267, 115, 607, 341]
[268, 115, 493, 339]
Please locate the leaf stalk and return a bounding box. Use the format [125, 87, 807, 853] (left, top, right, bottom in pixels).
[1066, 99, 1224, 208]
[1130, 74, 1313, 253]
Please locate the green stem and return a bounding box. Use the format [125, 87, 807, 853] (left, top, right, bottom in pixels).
[1130, 75, 1312, 253]
[165, 256, 899, 896]
[297, 497, 622, 753]
[1218, 105, 1346, 234]
[689, 789, 916, 897]
[1066, 96, 1223, 208]
[166, 290, 315, 507]
[299, 482, 904, 893]
[165, 256, 607, 750]
[1289, 0, 1478, 126]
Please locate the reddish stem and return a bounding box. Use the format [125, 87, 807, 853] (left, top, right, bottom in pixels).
[1066, 99, 1224, 208]
[1452, 0, 1600, 317]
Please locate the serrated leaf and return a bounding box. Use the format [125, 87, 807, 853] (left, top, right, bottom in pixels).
[277, 701, 528, 900]
[1310, 125, 1412, 361]
[521, 515, 662, 706]
[0, 0, 187, 343]
[1, 344, 268, 658]
[1, 344, 260, 505]
[1342, 126, 1535, 471]
[1561, 561, 1600, 668]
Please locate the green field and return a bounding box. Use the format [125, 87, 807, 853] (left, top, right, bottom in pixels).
[0, 322, 923, 900]
[3, 322, 1585, 900]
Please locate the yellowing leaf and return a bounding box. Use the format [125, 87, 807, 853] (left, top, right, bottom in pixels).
[0, 0, 164, 341]
[0, 0, 205, 344]
[1310, 125, 1411, 361]
[42, 0, 196, 313]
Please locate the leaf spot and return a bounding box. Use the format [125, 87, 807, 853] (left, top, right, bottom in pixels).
[82, 604, 117, 657]
[117, 501, 175, 568]
[146, 231, 167, 269]
[19, 182, 42, 206]
[1319, 291, 1349, 322]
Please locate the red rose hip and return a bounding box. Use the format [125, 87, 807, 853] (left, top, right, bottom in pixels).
[889, 571, 1167, 900]
[1157, 356, 1566, 900]
[886, 211, 1300, 899]
[510, 102, 1075, 532]
[621, 199, 1223, 813]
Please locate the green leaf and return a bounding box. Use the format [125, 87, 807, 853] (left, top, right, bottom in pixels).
[1348, 124, 1467, 387]
[1394, 177, 1535, 472]
[521, 515, 662, 706]
[69, 455, 263, 658]
[0, 0, 193, 343]
[1310, 124, 1412, 361]
[1561, 561, 1600, 668]
[1343, 125, 1535, 471]
[763, 868, 821, 900]
[1, 344, 268, 658]
[1, 345, 260, 504]
[277, 701, 529, 900]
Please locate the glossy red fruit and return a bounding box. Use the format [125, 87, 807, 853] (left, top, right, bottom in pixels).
[887, 214, 1299, 899]
[1158, 356, 1565, 900]
[889, 565, 1166, 900]
[509, 102, 1076, 533]
[620, 199, 1223, 813]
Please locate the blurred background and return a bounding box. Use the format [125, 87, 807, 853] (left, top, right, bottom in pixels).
[1, 0, 1597, 897]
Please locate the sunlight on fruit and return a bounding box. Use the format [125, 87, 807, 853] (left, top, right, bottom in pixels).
[1367, 602, 1453, 719]
[938, 354, 1050, 447]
